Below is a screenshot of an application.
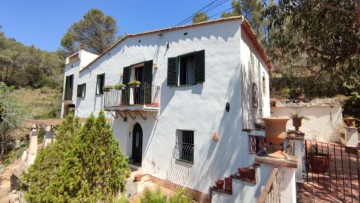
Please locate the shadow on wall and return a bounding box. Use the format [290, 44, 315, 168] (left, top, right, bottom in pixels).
[162, 62, 259, 195]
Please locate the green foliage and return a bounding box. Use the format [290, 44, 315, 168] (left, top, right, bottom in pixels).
[61, 8, 118, 54]
[22, 114, 80, 202]
[264, 0, 360, 73]
[192, 12, 209, 23]
[23, 112, 130, 202]
[0, 32, 64, 89]
[343, 92, 360, 122]
[138, 188, 194, 203]
[0, 82, 27, 159]
[139, 188, 167, 203]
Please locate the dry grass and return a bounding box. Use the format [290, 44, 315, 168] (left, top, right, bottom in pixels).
[12, 87, 62, 119]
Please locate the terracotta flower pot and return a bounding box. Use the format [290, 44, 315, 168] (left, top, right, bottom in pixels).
[292, 117, 302, 131]
[238, 168, 248, 178]
[345, 118, 356, 127]
[224, 177, 232, 192]
[263, 117, 290, 159]
[215, 179, 224, 190]
[247, 168, 256, 181]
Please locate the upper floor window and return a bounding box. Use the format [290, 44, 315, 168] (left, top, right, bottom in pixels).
[64, 74, 74, 101]
[96, 74, 105, 95]
[77, 83, 86, 98]
[167, 50, 205, 86]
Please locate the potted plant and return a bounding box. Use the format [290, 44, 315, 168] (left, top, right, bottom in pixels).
[224, 177, 232, 192]
[128, 80, 141, 88]
[215, 179, 224, 190]
[344, 116, 356, 127]
[308, 143, 330, 173]
[114, 83, 126, 90]
[103, 85, 113, 92]
[290, 113, 309, 131]
[238, 167, 248, 178]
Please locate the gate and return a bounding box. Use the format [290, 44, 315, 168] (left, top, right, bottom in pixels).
[305, 140, 360, 202]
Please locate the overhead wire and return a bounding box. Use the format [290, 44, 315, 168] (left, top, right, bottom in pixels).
[176, 0, 231, 26]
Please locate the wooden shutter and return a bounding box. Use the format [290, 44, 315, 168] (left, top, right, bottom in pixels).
[122, 67, 131, 105]
[167, 57, 178, 86]
[194, 50, 205, 83]
[144, 61, 153, 104]
[123, 67, 131, 85]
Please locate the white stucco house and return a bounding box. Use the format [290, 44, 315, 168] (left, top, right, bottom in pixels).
[61, 16, 297, 202]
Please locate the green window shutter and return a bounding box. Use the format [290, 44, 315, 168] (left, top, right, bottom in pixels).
[122, 66, 131, 85]
[167, 57, 178, 86]
[194, 50, 205, 83]
[144, 60, 153, 104]
[122, 66, 131, 105]
[144, 60, 153, 85]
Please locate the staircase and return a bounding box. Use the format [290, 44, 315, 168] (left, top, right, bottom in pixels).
[209, 156, 298, 203]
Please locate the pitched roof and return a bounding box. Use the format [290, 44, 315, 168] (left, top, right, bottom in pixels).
[80, 16, 272, 72]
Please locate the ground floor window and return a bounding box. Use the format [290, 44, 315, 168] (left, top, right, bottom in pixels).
[175, 130, 194, 163]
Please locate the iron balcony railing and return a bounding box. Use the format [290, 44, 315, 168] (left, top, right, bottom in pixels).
[104, 85, 160, 108]
[64, 90, 72, 101]
[174, 142, 194, 163]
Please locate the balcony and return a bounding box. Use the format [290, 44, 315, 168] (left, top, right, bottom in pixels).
[63, 90, 73, 101]
[104, 85, 160, 112]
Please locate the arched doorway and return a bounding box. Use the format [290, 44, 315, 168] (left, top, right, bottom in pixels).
[132, 123, 143, 164]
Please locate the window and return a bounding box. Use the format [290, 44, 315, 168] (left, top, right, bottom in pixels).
[96, 74, 105, 95]
[175, 130, 194, 163]
[64, 74, 74, 100]
[252, 83, 258, 109]
[167, 50, 205, 86]
[77, 83, 86, 98]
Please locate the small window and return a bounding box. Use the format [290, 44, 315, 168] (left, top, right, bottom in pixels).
[168, 50, 205, 86]
[96, 74, 105, 95]
[175, 130, 194, 163]
[77, 83, 86, 98]
[252, 83, 258, 109]
[262, 76, 266, 95]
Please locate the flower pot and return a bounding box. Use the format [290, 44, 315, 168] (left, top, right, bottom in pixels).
[263, 117, 290, 159]
[345, 118, 356, 127]
[292, 117, 302, 131]
[215, 179, 224, 190]
[224, 177, 232, 192]
[134, 174, 142, 182]
[128, 84, 140, 88]
[309, 153, 330, 173]
[238, 168, 248, 178]
[247, 168, 256, 181]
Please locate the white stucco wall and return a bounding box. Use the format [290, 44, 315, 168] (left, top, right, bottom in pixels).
[271, 105, 343, 142]
[61, 18, 272, 196]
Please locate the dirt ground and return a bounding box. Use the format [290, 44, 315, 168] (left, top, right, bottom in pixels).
[0, 159, 20, 202]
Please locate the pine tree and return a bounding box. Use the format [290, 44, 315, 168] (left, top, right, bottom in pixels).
[23, 114, 80, 202]
[49, 112, 130, 202]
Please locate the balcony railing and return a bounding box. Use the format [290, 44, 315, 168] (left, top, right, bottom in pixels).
[104, 85, 160, 108]
[64, 90, 72, 101]
[174, 142, 194, 163]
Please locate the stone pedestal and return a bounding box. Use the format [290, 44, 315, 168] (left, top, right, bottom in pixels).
[255, 156, 298, 203]
[340, 127, 358, 147]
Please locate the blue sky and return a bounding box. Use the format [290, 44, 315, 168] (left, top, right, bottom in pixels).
[0, 0, 232, 52]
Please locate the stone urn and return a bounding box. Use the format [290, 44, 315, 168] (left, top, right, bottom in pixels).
[263, 117, 290, 159]
[292, 117, 302, 131]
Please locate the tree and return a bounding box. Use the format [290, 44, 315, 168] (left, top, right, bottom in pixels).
[61, 9, 118, 55]
[23, 112, 130, 202]
[192, 12, 209, 23]
[222, 0, 266, 39]
[23, 114, 80, 202]
[265, 0, 360, 74]
[0, 82, 26, 159]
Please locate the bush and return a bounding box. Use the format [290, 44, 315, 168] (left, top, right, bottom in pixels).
[22, 112, 130, 202]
